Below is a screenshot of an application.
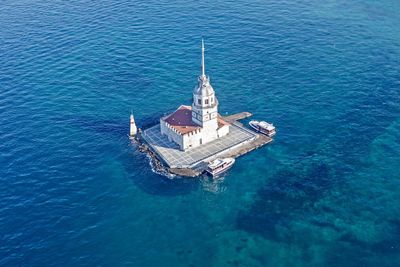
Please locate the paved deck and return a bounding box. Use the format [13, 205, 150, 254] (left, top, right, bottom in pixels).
[142, 124, 257, 168]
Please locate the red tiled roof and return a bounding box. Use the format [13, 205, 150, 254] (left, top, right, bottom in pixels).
[217, 115, 230, 129]
[163, 105, 200, 135]
[162, 105, 230, 135]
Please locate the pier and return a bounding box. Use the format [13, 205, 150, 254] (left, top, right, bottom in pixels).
[139, 112, 273, 177]
[223, 112, 252, 124]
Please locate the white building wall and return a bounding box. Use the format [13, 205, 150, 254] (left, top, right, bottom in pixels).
[192, 104, 218, 127]
[160, 119, 184, 150]
[202, 117, 218, 131]
[160, 118, 167, 135]
[182, 125, 222, 151]
[180, 120, 231, 151]
[217, 125, 229, 138]
[160, 116, 230, 151]
[200, 125, 218, 144]
[182, 130, 202, 150]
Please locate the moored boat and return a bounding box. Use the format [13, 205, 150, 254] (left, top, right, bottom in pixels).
[206, 158, 235, 177]
[249, 120, 276, 137]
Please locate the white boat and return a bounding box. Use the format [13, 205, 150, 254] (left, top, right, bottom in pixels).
[249, 120, 276, 137]
[206, 158, 235, 177]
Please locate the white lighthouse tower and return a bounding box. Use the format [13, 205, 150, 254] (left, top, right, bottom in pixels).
[191, 39, 219, 142]
[130, 112, 137, 137]
[159, 39, 230, 150]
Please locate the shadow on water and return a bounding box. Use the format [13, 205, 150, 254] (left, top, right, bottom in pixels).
[235, 67, 400, 264]
[337, 221, 400, 255]
[325, 219, 400, 266]
[236, 118, 398, 244]
[236, 162, 331, 242]
[61, 114, 198, 196]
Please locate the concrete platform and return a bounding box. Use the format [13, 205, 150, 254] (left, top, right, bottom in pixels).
[223, 112, 252, 123]
[142, 123, 257, 168]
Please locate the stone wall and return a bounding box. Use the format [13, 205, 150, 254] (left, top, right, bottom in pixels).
[160, 119, 184, 149]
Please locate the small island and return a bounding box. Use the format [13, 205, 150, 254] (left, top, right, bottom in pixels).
[131, 40, 274, 177]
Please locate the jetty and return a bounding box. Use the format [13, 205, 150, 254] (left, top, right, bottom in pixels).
[223, 112, 252, 125]
[137, 112, 272, 177]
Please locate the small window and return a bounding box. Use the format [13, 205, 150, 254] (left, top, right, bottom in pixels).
[198, 99, 201, 105]
[205, 99, 209, 105]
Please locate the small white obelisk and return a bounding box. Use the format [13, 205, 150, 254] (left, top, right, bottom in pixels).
[130, 112, 137, 137]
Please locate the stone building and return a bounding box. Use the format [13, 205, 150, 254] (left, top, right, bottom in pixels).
[160, 40, 230, 151]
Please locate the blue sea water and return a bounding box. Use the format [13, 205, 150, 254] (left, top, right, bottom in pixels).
[1, 0, 400, 266]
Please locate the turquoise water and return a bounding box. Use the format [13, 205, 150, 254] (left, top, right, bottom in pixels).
[1, 0, 400, 266]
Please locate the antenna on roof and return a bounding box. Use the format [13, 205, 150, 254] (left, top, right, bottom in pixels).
[201, 38, 206, 78]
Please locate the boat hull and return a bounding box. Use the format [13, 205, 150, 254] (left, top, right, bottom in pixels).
[249, 121, 276, 137]
[206, 158, 235, 177]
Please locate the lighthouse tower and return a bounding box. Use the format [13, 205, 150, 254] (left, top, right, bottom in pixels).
[191, 39, 219, 141]
[159, 39, 230, 151]
[130, 112, 137, 137]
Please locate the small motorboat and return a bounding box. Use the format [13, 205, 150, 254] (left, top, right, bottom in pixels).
[206, 158, 235, 177]
[249, 120, 276, 137]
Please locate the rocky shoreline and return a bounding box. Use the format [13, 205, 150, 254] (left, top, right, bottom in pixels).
[134, 130, 178, 178]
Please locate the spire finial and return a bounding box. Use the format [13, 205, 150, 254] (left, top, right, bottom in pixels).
[201, 38, 205, 78]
